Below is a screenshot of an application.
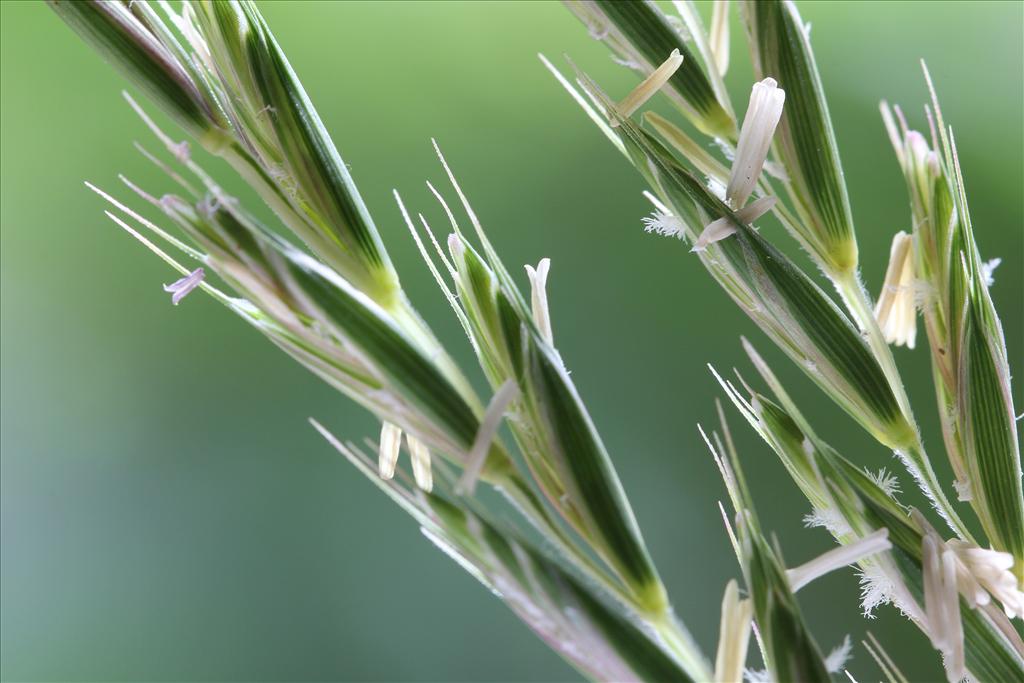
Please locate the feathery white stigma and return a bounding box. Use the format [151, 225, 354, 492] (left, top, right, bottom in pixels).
[713, 579, 752, 683]
[642, 210, 687, 240]
[803, 506, 852, 536]
[867, 467, 901, 498]
[787, 528, 891, 592]
[825, 635, 853, 674]
[981, 257, 1001, 287]
[726, 78, 785, 208]
[611, 49, 683, 126]
[406, 434, 433, 492]
[163, 267, 205, 305]
[378, 422, 402, 479]
[693, 195, 776, 252]
[858, 564, 896, 618]
[875, 231, 917, 349]
[524, 259, 553, 346]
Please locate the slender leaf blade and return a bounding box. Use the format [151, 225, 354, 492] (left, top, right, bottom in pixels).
[742, 0, 858, 274]
[567, 0, 736, 138]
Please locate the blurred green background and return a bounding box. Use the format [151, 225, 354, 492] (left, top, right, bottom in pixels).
[1, 1, 1020, 681]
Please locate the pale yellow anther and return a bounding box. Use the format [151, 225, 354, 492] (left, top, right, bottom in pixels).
[611, 49, 683, 127]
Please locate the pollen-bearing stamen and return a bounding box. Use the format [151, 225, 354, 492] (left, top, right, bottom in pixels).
[406, 434, 433, 493]
[693, 196, 776, 252]
[378, 422, 402, 479]
[611, 48, 683, 126]
[914, 509, 1024, 681]
[726, 78, 785, 209]
[875, 231, 917, 348]
[163, 267, 205, 305]
[787, 528, 892, 592]
[693, 78, 785, 250]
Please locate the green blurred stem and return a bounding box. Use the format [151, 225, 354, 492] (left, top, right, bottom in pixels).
[835, 273, 974, 540]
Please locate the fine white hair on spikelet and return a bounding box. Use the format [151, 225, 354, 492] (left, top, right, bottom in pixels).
[642, 211, 688, 240]
[50, 1, 1024, 680]
[981, 257, 1001, 287]
[858, 565, 898, 618]
[867, 467, 902, 498]
[803, 507, 852, 536]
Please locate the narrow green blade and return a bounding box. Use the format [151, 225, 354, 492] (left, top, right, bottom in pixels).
[525, 340, 667, 613]
[745, 530, 832, 683]
[47, 0, 212, 137]
[566, 0, 736, 138]
[960, 303, 1024, 578]
[741, 0, 858, 274]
